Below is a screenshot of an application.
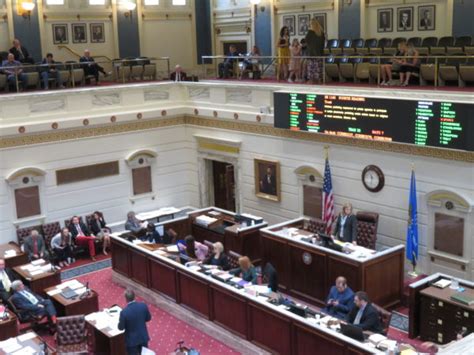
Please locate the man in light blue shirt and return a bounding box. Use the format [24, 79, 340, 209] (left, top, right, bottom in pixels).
[1, 53, 26, 90]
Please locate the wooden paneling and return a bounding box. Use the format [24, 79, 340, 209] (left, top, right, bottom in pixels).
[211, 286, 248, 338]
[178, 271, 210, 318]
[111, 239, 130, 277]
[15, 186, 40, 219]
[56, 161, 119, 185]
[249, 304, 292, 355]
[327, 256, 360, 295]
[261, 233, 290, 290]
[165, 218, 191, 240]
[130, 250, 149, 287]
[434, 213, 464, 256]
[193, 224, 222, 244]
[303, 185, 322, 219]
[289, 243, 327, 305]
[132, 166, 152, 196]
[149, 258, 178, 301]
[294, 323, 346, 355]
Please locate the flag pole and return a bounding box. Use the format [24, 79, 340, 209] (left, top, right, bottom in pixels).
[324, 145, 329, 159]
[408, 163, 418, 278]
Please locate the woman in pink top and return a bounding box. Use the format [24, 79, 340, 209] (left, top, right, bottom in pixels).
[179, 235, 209, 261]
[288, 38, 302, 83]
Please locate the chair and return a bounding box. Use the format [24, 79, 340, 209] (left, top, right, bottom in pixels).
[420, 53, 444, 86]
[227, 251, 242, 269]
[407, 37, 422, 48]
[131, 65, 144, 81]
[327, 39, 340, 55]
[439, 53, 466, 86]
[391, 37, 406, 49]
[324, 55, 340, 82]
[447, 36, 472, 54]
[355, 56, 370, 82]
[16, 225, 43, 246]
[371, 303, 392, 336]
[117, 65, 131, 82]
[23, 71, 40, 89]
[307, 218, 325, 234]
[8, 296, 48, 331]
[459, 57, 474, 86]
[203, 240, 214, 256]
[355, 211, 379, 249]
[340, 39, 354, 54]
[431, 36, 454, 55]
[365, 38, 378, 53]
[378, 38, 392, 53]
[142, 64, 156, 80]
[419, 36, 438, 55]
[339, 55, 361, 81]
[56, 315, 89, 354]
[0, 74, 7, 92]
[42, 222, 61, 247]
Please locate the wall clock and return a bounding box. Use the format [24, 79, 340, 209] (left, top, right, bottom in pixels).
[362, 165, 385, 192]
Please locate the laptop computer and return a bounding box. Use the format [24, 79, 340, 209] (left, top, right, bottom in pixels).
[340, 323, 368, 342]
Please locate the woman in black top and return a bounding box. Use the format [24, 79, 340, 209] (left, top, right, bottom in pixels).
[305, 18, 325, 84]
[90, 211, 111, 255]
[203, 242, 230, 270]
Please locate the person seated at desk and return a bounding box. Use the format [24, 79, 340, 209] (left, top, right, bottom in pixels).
[51, 227, 74, 268]
[10, 280, 57, 334]
[0, 258, 18, 303]
[262, 262, 278, 292]
[125, 211, 147, 238]
[345, 291, 383, 333]
[230, 256, 257, 284]
[203, 242, 230, 270]
[142, 223, 161, 244]
[178, 235, 209, 262]
[322, 276, 354, 319]
[69, 216, 97, 262]
[89, 211, 111, 255]
[170, 64, 187, 82]
[333, 202, 358, 244]
[24, 229, 49, 262]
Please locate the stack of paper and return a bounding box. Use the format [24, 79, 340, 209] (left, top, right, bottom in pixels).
[4, 249, 17, 257]
[12, 346, 36, 355]
[17, 333, 36, 342]
[31, 259, 45, 266]
[0, 338, 21, 353]
[195, 215, 218, 227]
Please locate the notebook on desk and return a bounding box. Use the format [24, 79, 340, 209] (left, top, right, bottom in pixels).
[61, 287, 77, 300]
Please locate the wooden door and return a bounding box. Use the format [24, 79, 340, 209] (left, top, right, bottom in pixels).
[212, 161, 235, 212]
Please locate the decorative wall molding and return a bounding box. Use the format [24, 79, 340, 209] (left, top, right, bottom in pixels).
[194, 135, 241, 155]
[5, 167, 47, 183]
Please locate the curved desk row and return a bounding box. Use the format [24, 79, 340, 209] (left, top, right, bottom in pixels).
[111, 235, 384, 355]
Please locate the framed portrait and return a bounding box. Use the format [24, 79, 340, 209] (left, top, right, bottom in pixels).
[72, 23, 87, 43]
[254, 159, 281, 202]
[313, 13, 327, 32]
[282, 15, 295, 37]
[377, 8, 393, 33]
[52, 24, 68, 44]
[418, 5, 435, 31]
[298, 14, 310, 36]
[90, 23, 105, 43]
[397, 7, 413, 32]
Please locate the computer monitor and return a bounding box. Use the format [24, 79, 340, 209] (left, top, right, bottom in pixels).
[318, 233, 332, 245]
[155, 225, 164, 237]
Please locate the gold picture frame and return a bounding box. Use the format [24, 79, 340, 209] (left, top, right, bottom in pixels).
[254, 158, 281, 202]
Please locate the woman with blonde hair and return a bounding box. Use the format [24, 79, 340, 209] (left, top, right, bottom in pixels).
[276, 26, 290, 80]
[230, 256, 257, 284]
[305, 18, 325, 83]
[288, 38, 302, 82]
[203, 241, 230, 270]
[333, 202, 358, 244]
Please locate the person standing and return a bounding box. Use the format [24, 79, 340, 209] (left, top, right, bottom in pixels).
[288, 38, 302, 83]
[305, 18, 325, 84]
[276, 26, 290, 80]
[118, 289, 152, 355]
[333, 203, 358, 244]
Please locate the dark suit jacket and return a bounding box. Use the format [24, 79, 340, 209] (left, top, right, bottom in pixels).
[261, 174, 276, 195]
[11, 288, 45, 317]
[69, 222, 91, 238]
[346, 303, 383, 333]
[9, 46, 31, 63]
[263, 262, 278, 292]
[0, 268, 17, 303]
[118, 301, 151, 347]
[170, 71, 187, 81]
[90, 218, 107, 236]
[203, 253, 230, 271]
[334, 214, 358, 243]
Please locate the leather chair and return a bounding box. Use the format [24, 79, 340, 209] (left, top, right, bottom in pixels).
[307, 218, 325, 234]
[42, 222, 61, 243]
[355, 212, 379, 249]
[56, 315, 89, 354]
[16, 225, 43, 246]
[8, 296, 48, 331]
[371, 303, 392, 336]
[228, 251, 242, 269]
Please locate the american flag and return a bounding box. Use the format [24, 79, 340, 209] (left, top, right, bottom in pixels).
[322, 157, 335, 234]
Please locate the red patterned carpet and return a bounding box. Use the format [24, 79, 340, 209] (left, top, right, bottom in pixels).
[43, 267, 240, 354]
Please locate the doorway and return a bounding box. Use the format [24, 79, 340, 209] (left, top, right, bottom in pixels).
[211, 161, 236, 212]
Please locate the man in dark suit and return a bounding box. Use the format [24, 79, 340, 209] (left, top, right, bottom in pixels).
[333, 202, 358, 244]
[24, 230, 49, 262]
[10, 280, 57, 333]
[118, 289, 152, 355]
[9, 39, 34, 64]
[399, 11, 411, 30]
[346, 291, 383, 333]
[218, 45, 239, 79]
[79, 49, 108, 84]
[260, 166, 277, 195]
[420, 10, 432, 30]
[0, 259, 18, 303]
[69, 216, 97, 261]
[170, 64, 187, 82]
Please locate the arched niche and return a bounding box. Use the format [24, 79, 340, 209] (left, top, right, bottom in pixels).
[294, 165, 323, 219]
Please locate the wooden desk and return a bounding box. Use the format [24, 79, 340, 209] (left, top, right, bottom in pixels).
[260, 219, 404, 309]
[189, 207, 267, 261]
[0, 243, 28, 268]
[0, 332, 54, 354]
[45, 285, 99, 317]
[13, 262, 61, 296]
[0, 310, 18, 341]
[111, 235, 383, 355]
[86, 309, 126, 355]
[409, 273, 474, 342]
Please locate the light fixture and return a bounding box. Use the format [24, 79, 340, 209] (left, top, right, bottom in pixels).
[250, 0, 261, 4]
[21, 1, 35, 20]
[123, 1, 136, 18]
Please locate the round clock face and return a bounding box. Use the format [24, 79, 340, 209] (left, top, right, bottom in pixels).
[362, 165, 384, 192]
